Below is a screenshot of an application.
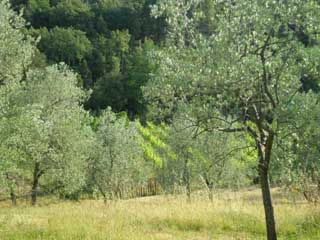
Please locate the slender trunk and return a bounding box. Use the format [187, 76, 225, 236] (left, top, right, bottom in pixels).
[118, 186, 123, 199]
[205, 178, 213, 202]
[10, 189, 17, 206]
[183, 158, 191, 201]
[186, 180, 191, 201]
[31, 178, 39, 206]
[258, 134, 277, 240]
[97, 183, 108, 204]
[6, 173, 17, 206]
[31, 162, 41, 206]
[260, 167, 277, 240]
[107, 146, 114, 200]
[208, 188, 213, 202]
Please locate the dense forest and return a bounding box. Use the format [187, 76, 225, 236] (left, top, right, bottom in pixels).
[0, 0, 320, 239]
[10, 0, 166, 119]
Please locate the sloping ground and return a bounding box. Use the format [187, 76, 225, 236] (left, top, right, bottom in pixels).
[0, 188, 319, 240]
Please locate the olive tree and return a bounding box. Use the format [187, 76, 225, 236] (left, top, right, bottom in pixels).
[89, 109, 145, 201]
[145, 0, 320, 239]
[193, 131, 254, 200]
[0, 0, 35, 204]
[17, 64, 92, 205]
[168, 117, 197, 200]
[168, 113, 253, 201]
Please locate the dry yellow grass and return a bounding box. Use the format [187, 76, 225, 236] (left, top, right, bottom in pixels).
[0, 188, 319, 240]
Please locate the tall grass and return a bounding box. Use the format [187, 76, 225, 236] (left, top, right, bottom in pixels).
[0, 188, 319, 240]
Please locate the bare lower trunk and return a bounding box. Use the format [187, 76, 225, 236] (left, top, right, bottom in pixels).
[208, 188, 213, 202]
[258, 133, 277, 240]
[206, 181, 213, 202]
[31, 162, 41, 206]
[186, 181, 191, 202]
[6, 173, 17, 206]
[96, 183, 108, 204]
[183, 158, 191, 202]
[260, 167, 277, 240]
[10, 190, 17, 206]
[31, 178, 39, 206]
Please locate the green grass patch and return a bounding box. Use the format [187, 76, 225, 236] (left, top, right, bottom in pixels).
[0, 188, 319, 240]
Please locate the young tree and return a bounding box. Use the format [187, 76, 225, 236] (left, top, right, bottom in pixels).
[145, 0, 320, 239]
[18, 64, 92, 205]
[89, 109, 145, 201]
[192, 131, 253, 201]
[168, 114, 253, 201]
[167, 118, 197, 200]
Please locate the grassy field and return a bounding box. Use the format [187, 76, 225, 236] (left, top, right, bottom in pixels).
[0, 188, 319, 240]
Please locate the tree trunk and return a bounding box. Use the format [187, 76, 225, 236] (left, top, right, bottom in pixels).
[31, 162, 41, 206]
[183, 158, 191, 202]
[258, 133, 277, 240]
[10, 189, 17, 206]
[6, 173, 17, 206]
[260, 166, 277, 240]
[96, 181, 109, 204]
[205, 179, 214, 202]
[208, 188, 213, 202]
[186, 180, 191, 202]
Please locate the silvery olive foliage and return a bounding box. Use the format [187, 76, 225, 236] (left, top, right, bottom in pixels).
[0, 1, 94, 201]
[21, 64, 93, 195]
[1, 64, 93, 199]
[145, 0, 320, 239]
[0, 0, 35, 194]
[166, 113, 253, 197]
[89, 109, 145, 199]
[0, 0, 35, 86]
[275, 92, 320, 202]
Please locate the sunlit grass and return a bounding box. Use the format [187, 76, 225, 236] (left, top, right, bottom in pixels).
[0, 188, 319, 239]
